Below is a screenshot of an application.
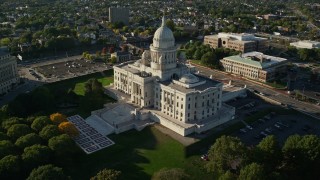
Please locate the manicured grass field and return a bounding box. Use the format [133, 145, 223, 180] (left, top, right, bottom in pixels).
[73, 76, 113, 96]
[64, 127, 213, 180]
[46, 70, 114, 96]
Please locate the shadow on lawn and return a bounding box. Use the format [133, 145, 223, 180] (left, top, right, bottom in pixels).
[64, 127, 158, 180]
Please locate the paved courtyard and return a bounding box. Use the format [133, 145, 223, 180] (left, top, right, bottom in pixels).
[67, 115, 115, 154]
[100, 104, 135, 125]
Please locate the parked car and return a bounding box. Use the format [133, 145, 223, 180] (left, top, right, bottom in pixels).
[201, 154, 209, 161]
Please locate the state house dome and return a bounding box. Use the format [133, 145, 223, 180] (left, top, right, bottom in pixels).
[153, 16, 175, 49]
[179, 74, 199, 84]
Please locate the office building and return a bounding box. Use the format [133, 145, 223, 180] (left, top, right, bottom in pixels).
[204, 33, 268, 53]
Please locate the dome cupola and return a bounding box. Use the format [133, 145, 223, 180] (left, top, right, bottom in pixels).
[152, 16, 175, 49]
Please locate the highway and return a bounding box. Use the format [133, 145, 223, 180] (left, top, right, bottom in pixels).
[193, 64, 320, 118]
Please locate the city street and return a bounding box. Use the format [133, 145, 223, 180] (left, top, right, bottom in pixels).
[192, 64, 320, 119]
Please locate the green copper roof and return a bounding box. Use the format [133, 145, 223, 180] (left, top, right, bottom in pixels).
[223, 55, 263, 68]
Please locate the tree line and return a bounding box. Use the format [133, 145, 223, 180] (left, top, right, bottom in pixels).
[182, 41, 239, 69]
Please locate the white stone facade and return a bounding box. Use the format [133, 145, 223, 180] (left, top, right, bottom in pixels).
[112, 17, 235, 136]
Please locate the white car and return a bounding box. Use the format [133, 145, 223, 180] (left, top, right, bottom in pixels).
[246, 125, 253, 130]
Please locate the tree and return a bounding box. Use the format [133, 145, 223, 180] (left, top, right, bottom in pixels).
[58, 122, 79, 137]
[201, 52, 217, 67]
[193, 49, 202, 60]
[22, 144, 52, 170]
[82, 51, 89, 58]
[39, 125, 61, 140]
[48, 134, 77, 156]
[1, 117, 24, 130]
[206, 136, 247, 174]
[90, 169, 121, 180]
[166, 19, 175, 31]
[110, 56, 117, 64]
[0, 132, 8, 141]
[7, 124, 33, 140]
[50, 113, 67, 124]
[27, 164, 68, 180]
[298, 49, 316, 61]
[15, 133, 42, 149]
[84, 78, 104, 95]
[0, 155, 20, 179]
[218, 171, 236, 180]
[0, 38, 11, 46]
[0, 140, 15, 159]
[121, 45, 129, 52]
[282, 135, 320, 179]
[109, 47, 115, 54]
[255, 135, 281, 170]
[30, 87, 55, 113]
[238, 163, 266, 180]
[152, 168, 190, 180]
[101, 48, 107, 55]
[31, 116, 52, 131]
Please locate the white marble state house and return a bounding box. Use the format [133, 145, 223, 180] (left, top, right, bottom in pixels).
[109, 16, 235, 136]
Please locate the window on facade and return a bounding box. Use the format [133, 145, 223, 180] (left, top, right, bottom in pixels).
[202, 111, 204, 115]
[188, 113, 190, 117]
[202, 102, 204, 107]
[181, 104, 183, 109]
[177, 102, 179, 107]
[195, 103, 197, 108]
[188, 97, 190, 101]
[207, 100, 209, 106]
[188, 104, 190, 109]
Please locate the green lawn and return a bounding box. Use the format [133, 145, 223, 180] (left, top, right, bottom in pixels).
[46, 70, 114, 96]
[64, 127, 213, 180]
[73, 76, 113, 96]
[44, 70, 115, 117]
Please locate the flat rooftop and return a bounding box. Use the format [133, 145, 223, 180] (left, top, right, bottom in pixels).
[161, 74, 222, 93]
[205, 33, 266, 41]
[0, 47, 9, 57]
[223, 51, 287, 69]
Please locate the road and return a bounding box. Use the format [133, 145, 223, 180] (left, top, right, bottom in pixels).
[193, 64, 320, 118]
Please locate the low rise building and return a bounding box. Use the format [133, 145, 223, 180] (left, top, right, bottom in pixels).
[204, 33, 268, 53]
[0, 48, 19, 94]
[221, 52, 288, 82]
[111, 51, 131, 63]
[290, 40, 320, 49]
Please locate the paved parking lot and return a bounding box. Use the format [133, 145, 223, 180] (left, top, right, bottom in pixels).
[233, 112, 320, 146]
[67, 115, 115, 154]
[225, 95, 320, 145]
[34, 58, 110, 81]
